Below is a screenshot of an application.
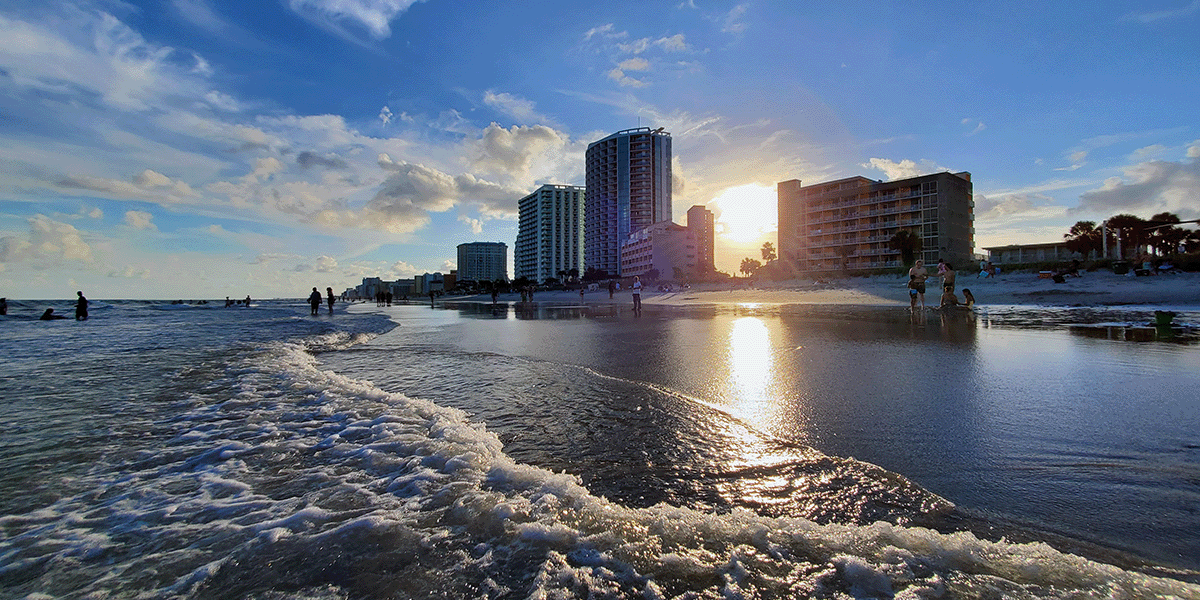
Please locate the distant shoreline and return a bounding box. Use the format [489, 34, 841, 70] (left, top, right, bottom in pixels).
[443, 270, 1200, 310]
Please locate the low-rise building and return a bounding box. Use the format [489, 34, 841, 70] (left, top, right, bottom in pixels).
[619, 221, 698, 281]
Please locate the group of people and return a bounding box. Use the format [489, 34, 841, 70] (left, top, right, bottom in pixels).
[908, 260, 974, 310]
[28, 291, 89, 321]
[308, 287, 336, 315]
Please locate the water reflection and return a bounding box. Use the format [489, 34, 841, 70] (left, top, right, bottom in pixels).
[727, 317, 774, 422]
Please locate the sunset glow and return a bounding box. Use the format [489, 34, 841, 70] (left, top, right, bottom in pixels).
[712, 184, 778, 244]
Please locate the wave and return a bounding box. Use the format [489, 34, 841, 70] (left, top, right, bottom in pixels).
[1, 330, 1197, 599]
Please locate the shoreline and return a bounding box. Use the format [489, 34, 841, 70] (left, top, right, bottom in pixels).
[438, 270, 1200, 311]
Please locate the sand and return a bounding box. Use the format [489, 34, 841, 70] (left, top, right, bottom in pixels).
[457, 270, 1200, 309]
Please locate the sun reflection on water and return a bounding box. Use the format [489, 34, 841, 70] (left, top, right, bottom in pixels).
[727, 316, 775, 426]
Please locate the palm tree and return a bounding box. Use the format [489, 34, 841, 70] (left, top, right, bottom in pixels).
[1104, 214, 1146, 258]
[887, 229, 922, 267]
[1146, 212, 1185, 256]
[1063, 221, 1103, 258]
[740, 257, 762, 277]
[761, 242, 777, 263]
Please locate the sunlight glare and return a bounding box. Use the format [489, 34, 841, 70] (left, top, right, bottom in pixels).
[712, 184, 778, 243]
[728, 316, 774, 423]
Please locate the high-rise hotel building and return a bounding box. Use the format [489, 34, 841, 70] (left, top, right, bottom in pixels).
[456, 241, 508, 283]
[777, 172, 974, 272]
[686, 205, 715, 275]
[514, 184, 585, 284]
[585, 127, 672, 276]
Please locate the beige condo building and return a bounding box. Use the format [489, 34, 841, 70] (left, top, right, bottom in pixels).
[777, 171, 974, 273]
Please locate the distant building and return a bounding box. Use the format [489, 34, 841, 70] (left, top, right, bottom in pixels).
[778, 171, 974, 272]
[457, 242, 508, 283]
[984, 242, 1081, 265]
[686, 205, 715, 275]
[585, 127, 672, 277]
[619, 221, 698, 281]
[515, 184, 585, 284]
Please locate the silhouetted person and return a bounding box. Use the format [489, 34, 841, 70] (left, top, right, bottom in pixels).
[608, 280, 615, 299]
[75, 291, 88, 321]
[244, 295, 251, 306]
[491, 288, 499, 305]
[41, 308, 66, 320]
[326, 287, 336, 314]
[0, 297, 7, 316]
[308, 287, 322, 315]
[225, 296, 233, 307]
[429, 290, 435, 307]
[631, 276, 642, 313]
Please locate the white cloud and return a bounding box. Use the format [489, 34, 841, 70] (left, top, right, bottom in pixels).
[107, 265, 150, 279]
[483, 91, 554, 126]
[722, 4, 749, 34]
[617, 57, 651, 72]
[864, 158, 949, 181]
[458, 215, 483, 234]
[1074, 156, 1200, 219]
[1123, 0, 1200, 23]
[0, 214, 94, 265]
[608, 67, 647, 88]
[315, 255, 338, 272]
[124, 210, 157, 230]
[287, 0, 425, 40]
[1189, 140, 1200, 158]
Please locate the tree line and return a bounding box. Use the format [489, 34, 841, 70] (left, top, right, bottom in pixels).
[1064, 212, 1199, 258]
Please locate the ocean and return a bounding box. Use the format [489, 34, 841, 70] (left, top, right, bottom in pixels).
[1, 297, 1198, 599]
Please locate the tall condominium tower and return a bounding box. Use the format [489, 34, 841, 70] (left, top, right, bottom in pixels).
[514, 184, 585, 284]
[585, 127, 672, 276]
[686, 205, 715, 274]
[456, 241, 508, 283]
[777, 171, 974, 272]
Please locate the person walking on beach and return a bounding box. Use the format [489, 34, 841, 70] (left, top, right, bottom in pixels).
[608, 280, 615, 299]
[75, 291, 88, 321]
[326, 287, 336, 315]
[907, 260, 929, 308]
[308, 287, 322, 316]
[631, 276, 642, 313]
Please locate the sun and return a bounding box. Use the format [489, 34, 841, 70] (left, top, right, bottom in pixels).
[712, 184, 778, 243]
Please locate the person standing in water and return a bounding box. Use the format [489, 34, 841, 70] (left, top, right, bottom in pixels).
[326, 287, 335, 315]
[308, 287, 322, 316]
[75, 291, 88, 321]
[907, 260, 929, 308]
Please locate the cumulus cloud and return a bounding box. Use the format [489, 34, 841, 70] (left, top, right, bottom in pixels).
[864, 158, 949, 181]
[1074, 156, 1200, 219]
[309, 155, 518, 232]
[722, 4, 749, 34]
[0, 214, 93, 264]
[608, 67, 647, 88]
[458, 215, 483, 234]
[471, 123, 565, 181]
[124, 210, 157, 230]
[315, 255, 338, 272]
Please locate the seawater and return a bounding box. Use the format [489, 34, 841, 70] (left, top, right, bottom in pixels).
[1, 298, 1198, 599]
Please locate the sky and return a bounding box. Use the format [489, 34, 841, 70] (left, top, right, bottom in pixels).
[1, 0, 1198, 299]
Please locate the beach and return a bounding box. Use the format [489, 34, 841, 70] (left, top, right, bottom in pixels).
[457, 269, 1200, 309]
[2, 292, 1199, 598]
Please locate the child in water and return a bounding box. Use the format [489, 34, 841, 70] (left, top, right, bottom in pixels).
[907, 275, 920, 308]
[939, 288, 960, 309]
[961, 288, 976, 307]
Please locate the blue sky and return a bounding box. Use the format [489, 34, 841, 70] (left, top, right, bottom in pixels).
[1, 0, 1198, 299]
